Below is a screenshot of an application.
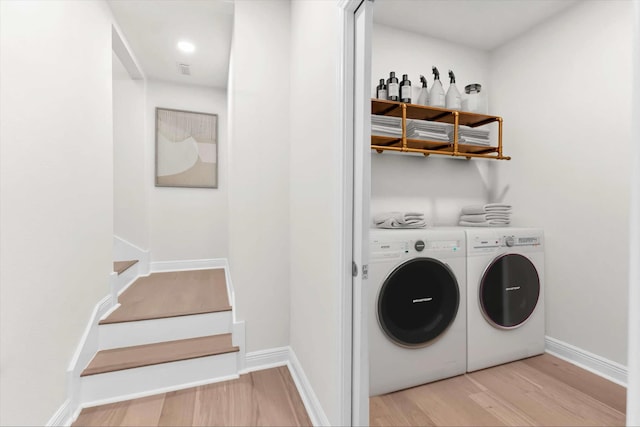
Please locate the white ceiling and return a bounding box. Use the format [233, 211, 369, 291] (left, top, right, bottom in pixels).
[374, 0, 578, 51]
[108, 0, 234, 88]
[107, 0, 576, 88]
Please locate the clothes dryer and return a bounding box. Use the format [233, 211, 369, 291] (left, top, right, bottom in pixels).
[465, 227, 545, 372]
[369, 228, 466, 396]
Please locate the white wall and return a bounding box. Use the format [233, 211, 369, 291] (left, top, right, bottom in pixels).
[113, 52, 148, 251]
[371, 24, 495, 226]
[228, 1, 291, 352]
[289, 1, 343, 424]
[146, 81, 228, 261]
[0, 1, 114, 425]
[490, 0, 632, 365]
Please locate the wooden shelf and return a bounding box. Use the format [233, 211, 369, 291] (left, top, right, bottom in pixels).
[371, 99, 511, 160]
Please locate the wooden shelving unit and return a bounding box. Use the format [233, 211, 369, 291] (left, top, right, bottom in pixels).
[371, 99, 511, 160]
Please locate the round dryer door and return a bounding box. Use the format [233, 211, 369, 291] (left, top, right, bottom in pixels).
[480, 253, 540, 328]
[377, 258, 460, 347]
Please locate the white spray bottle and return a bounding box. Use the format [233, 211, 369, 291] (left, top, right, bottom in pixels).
[445, 69, 462, 110]
[416, 75, 429, 106]
[428, 66, 445, 108]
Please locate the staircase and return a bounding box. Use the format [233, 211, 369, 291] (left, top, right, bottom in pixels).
[77, 262, 242, 407]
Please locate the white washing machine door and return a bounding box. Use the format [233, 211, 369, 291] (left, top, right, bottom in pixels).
[377, 257, 460, 347]
[480, 253, 540, 329]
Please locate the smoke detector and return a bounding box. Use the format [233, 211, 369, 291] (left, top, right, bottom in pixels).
[177, 63, 191, 76]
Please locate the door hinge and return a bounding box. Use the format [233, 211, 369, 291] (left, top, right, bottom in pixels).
[352, 261, 358, 277]
[362, 264, 368, 280]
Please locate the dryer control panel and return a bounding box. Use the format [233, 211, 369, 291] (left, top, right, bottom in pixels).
[469, 229, 543, 254]
[510, 236, 541, 246]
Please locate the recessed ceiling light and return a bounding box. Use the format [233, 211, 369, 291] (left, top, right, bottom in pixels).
[177, 41, 195, 54]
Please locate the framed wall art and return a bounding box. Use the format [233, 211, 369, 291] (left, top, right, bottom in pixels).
[155, 107, 218, 188]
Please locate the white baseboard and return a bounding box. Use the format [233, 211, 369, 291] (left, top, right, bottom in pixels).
[287, 348, 331, 427]
[46, 399, 72, 427]
[232, 320, 246, 372]
[111, 263, 140, 299]
[545, 336, 628, 387]
[67, 295, 113, 374]
[113, 235, 150, 275]
[150, 258, 227, 272]
[65, 294, 113, 422]
[240, 346, 289, 374]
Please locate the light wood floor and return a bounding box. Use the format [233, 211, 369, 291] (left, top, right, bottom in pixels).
[72, 366, 312, 427]
[370, 354, 626, 426]
[101, 269, 231, 324]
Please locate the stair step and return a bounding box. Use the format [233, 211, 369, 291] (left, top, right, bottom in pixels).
[98, 311, 232, 350]
[79, 349, 239, 406]
[113, 260, 138, 275]
[100, 269, 231, 324]
[82, 334, 238, 377]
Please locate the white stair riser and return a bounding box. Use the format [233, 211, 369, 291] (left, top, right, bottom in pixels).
[80, 352, 238, 406]
[98, 311, 232, 350]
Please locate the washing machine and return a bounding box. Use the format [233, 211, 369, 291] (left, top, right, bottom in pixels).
[465, 227, 545, 372]
[369, 228, 466, 396]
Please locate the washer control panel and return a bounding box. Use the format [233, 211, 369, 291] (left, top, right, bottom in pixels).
[370, 237, 461, 260]
[425, 240, 461, 251]
[370, 241, 409, 260]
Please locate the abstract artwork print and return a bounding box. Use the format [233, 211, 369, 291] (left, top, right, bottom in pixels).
[155, 108, 217, 188]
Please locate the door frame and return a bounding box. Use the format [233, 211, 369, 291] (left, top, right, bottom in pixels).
[337, 2, 640, 425]
[338, 0, 372, 425]
[627, 1, 640, 423]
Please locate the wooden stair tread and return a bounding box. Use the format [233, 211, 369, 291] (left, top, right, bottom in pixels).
[81, 334, 238, 377]
[100, 269, 231, 324]
[113, 260, 138, 275]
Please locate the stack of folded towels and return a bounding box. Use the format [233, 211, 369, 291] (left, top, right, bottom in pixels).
[374, 212, 426, 229]
[446, 125, 491, 146]
[371, 115, 402, 137]
[406, 120, 450, 142]
[459, 203, 511, 227]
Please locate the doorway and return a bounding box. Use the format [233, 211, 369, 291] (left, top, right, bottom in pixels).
[342, 1, 640, 425]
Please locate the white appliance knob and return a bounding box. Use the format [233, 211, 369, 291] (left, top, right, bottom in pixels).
[505, 236, 515, 247]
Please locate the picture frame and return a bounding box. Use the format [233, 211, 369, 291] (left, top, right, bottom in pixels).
[155, 107, 218, 188]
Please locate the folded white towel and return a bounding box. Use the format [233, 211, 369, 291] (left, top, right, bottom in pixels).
[461, 203, 512, 215]
[458, 137, 492, 146]
[408, 130, 451, 141]
[374, 212, 426, 229]
[460, 213, 511, 222]
[377, 218, 427, 229]
[374, 211, 423, 222]
[459, 220, 511, 227]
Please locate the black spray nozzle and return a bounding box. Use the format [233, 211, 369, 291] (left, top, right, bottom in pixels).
[432, 66, 440, 80]
[420, 75, 427, 87]
[448, 70, 456, 84]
